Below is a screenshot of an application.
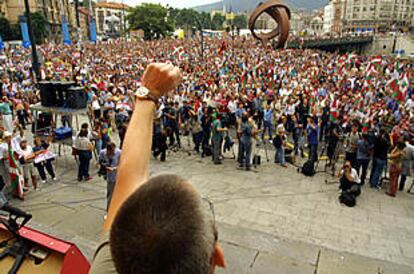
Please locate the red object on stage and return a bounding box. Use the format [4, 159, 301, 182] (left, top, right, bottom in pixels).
[0, 222, 90, 274]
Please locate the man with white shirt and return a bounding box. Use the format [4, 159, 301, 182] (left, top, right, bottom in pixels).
[17, 139, 37, 190]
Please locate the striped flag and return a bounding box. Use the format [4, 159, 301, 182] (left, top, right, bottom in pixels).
[8, 149, 24, 200]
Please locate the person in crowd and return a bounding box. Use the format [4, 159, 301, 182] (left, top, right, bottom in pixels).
[0, 132, 11, 191]
[189, 110, 203, 154]
[369, 129, 391, 189]
[0, 97, 13, 133]
[33, 136, 56, 184]
[306, 116, 319, 162]
[356, 133, 373, 185]
[99, 142, 121, 210]
[262, 104, 274, 142]
[274, 122, 287, 167]
[201, 107, 212, 158]
[345, 124, 359, 169]
[211, 114, 228, 165]
[292, 115, 304, 158]
[238, 113, 253, 170]
[400, 136, 414, 192]
[386, 142, 406, 197]
[152, 116, 167, 162]
[17, 139, 37, 191]
[74, 123, 94, 182]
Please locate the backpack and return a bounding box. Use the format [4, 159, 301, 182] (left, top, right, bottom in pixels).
[301, 160, 315, 176]
[339, 192, 356, 207]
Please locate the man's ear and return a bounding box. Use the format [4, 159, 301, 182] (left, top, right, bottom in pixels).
[212, 243, 226, 268]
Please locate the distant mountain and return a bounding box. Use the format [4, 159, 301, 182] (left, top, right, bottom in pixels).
[193, 0, 328, 13]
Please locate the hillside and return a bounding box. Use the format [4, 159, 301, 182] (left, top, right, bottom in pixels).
[193, 0, 328, 13]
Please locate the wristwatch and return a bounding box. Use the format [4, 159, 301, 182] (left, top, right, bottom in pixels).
[135, 86, 159, 105]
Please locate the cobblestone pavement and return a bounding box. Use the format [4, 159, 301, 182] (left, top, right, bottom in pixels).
[7, 139, 414, 273]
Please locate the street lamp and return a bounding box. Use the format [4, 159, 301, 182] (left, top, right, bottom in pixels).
[194, 16, 204, 61]
[23, 0, 40, 82]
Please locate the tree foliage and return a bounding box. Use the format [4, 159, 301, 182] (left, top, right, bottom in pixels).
[211, 14, 225, 30]
[31, 12, 48, 44]
[0, 17, 13, 40]
[127, 3, 174, 40]
[233, 14, 248, 29]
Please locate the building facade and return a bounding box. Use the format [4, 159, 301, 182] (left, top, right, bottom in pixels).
[339, 0, 414, 33]
[3, 0, 74, 41]
[324, 0, 344, 34]
[310, 15, 324, 35]
[95, 1, 128, 37]
[290, 12, 305, 35]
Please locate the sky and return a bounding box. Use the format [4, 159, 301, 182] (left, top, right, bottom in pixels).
[121, 0, 219, 9]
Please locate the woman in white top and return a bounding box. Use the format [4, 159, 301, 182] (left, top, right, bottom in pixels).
[74, 123, 94, 181]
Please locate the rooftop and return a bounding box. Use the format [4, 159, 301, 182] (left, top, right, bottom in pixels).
[95, 2, 129, 10]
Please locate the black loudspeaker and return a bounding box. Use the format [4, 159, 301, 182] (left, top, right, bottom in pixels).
[54, 81, 76, 108]
[67, 86, 87, 109]
[39, 82, 56, 107]
[39, 82, 86, 109]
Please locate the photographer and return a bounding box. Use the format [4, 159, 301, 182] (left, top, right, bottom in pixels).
[238, 113, 253, 170]
[338, 160, 361, 203]
[211, 113, 228, 165]
[98, 142, 121, 210]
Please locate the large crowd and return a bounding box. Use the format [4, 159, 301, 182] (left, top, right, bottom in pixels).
[0, 35, 413, 206]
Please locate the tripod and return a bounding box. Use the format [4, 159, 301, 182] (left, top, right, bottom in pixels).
[0, 205, 33, 274]
[324, 139, 344, 184]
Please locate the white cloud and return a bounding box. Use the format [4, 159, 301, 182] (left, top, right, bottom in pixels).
[121, 0, 220, 9]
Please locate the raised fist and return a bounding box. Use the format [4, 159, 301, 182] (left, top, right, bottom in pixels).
[141, 63, 182, 99]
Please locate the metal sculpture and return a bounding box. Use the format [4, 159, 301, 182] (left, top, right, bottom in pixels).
[248, 0, 291, 48]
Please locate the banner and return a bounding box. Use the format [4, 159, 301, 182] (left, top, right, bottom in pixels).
[0, 35, 4, 51]
[62, 15, 72, 45]
[90, 17, 97, 43]
[19, 15, 31, 48]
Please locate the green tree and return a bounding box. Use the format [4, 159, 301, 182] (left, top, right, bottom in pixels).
[211, 13, 225, 30]
[171, 8, 199, 28]
[127, 3, 174, 40]
[31, 12, 48, 44]
[199, 12, 213, 29]
[0, 17, 13, 40]
[233, 14, 247, 29]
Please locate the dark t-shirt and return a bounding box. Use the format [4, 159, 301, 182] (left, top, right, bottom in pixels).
[373, 134, 390, 160]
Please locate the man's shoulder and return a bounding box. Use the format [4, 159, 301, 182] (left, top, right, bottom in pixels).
[89, 234, 117, 274]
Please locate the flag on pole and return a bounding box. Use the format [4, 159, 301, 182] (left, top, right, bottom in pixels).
[19, 15, 31, 48]
[8, 149, 24, 200]
[62, 15, 71, 45]
[388, 78, 399, 92]
[90, 17, 97, 43]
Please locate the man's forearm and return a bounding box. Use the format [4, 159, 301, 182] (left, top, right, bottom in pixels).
[103, 100, 155, 231]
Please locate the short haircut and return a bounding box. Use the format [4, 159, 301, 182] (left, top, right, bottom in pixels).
[110, 174, 215, 274]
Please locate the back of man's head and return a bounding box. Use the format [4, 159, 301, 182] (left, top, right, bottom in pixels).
[110, 174, 215, 274]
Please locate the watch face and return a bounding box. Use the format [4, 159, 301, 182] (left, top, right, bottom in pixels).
[136, 87, 149, 98]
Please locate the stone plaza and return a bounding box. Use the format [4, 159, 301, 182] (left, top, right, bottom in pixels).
[8, 137, 414, 274]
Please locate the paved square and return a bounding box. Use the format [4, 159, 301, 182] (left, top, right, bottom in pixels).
[9, 140, 414, 273]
